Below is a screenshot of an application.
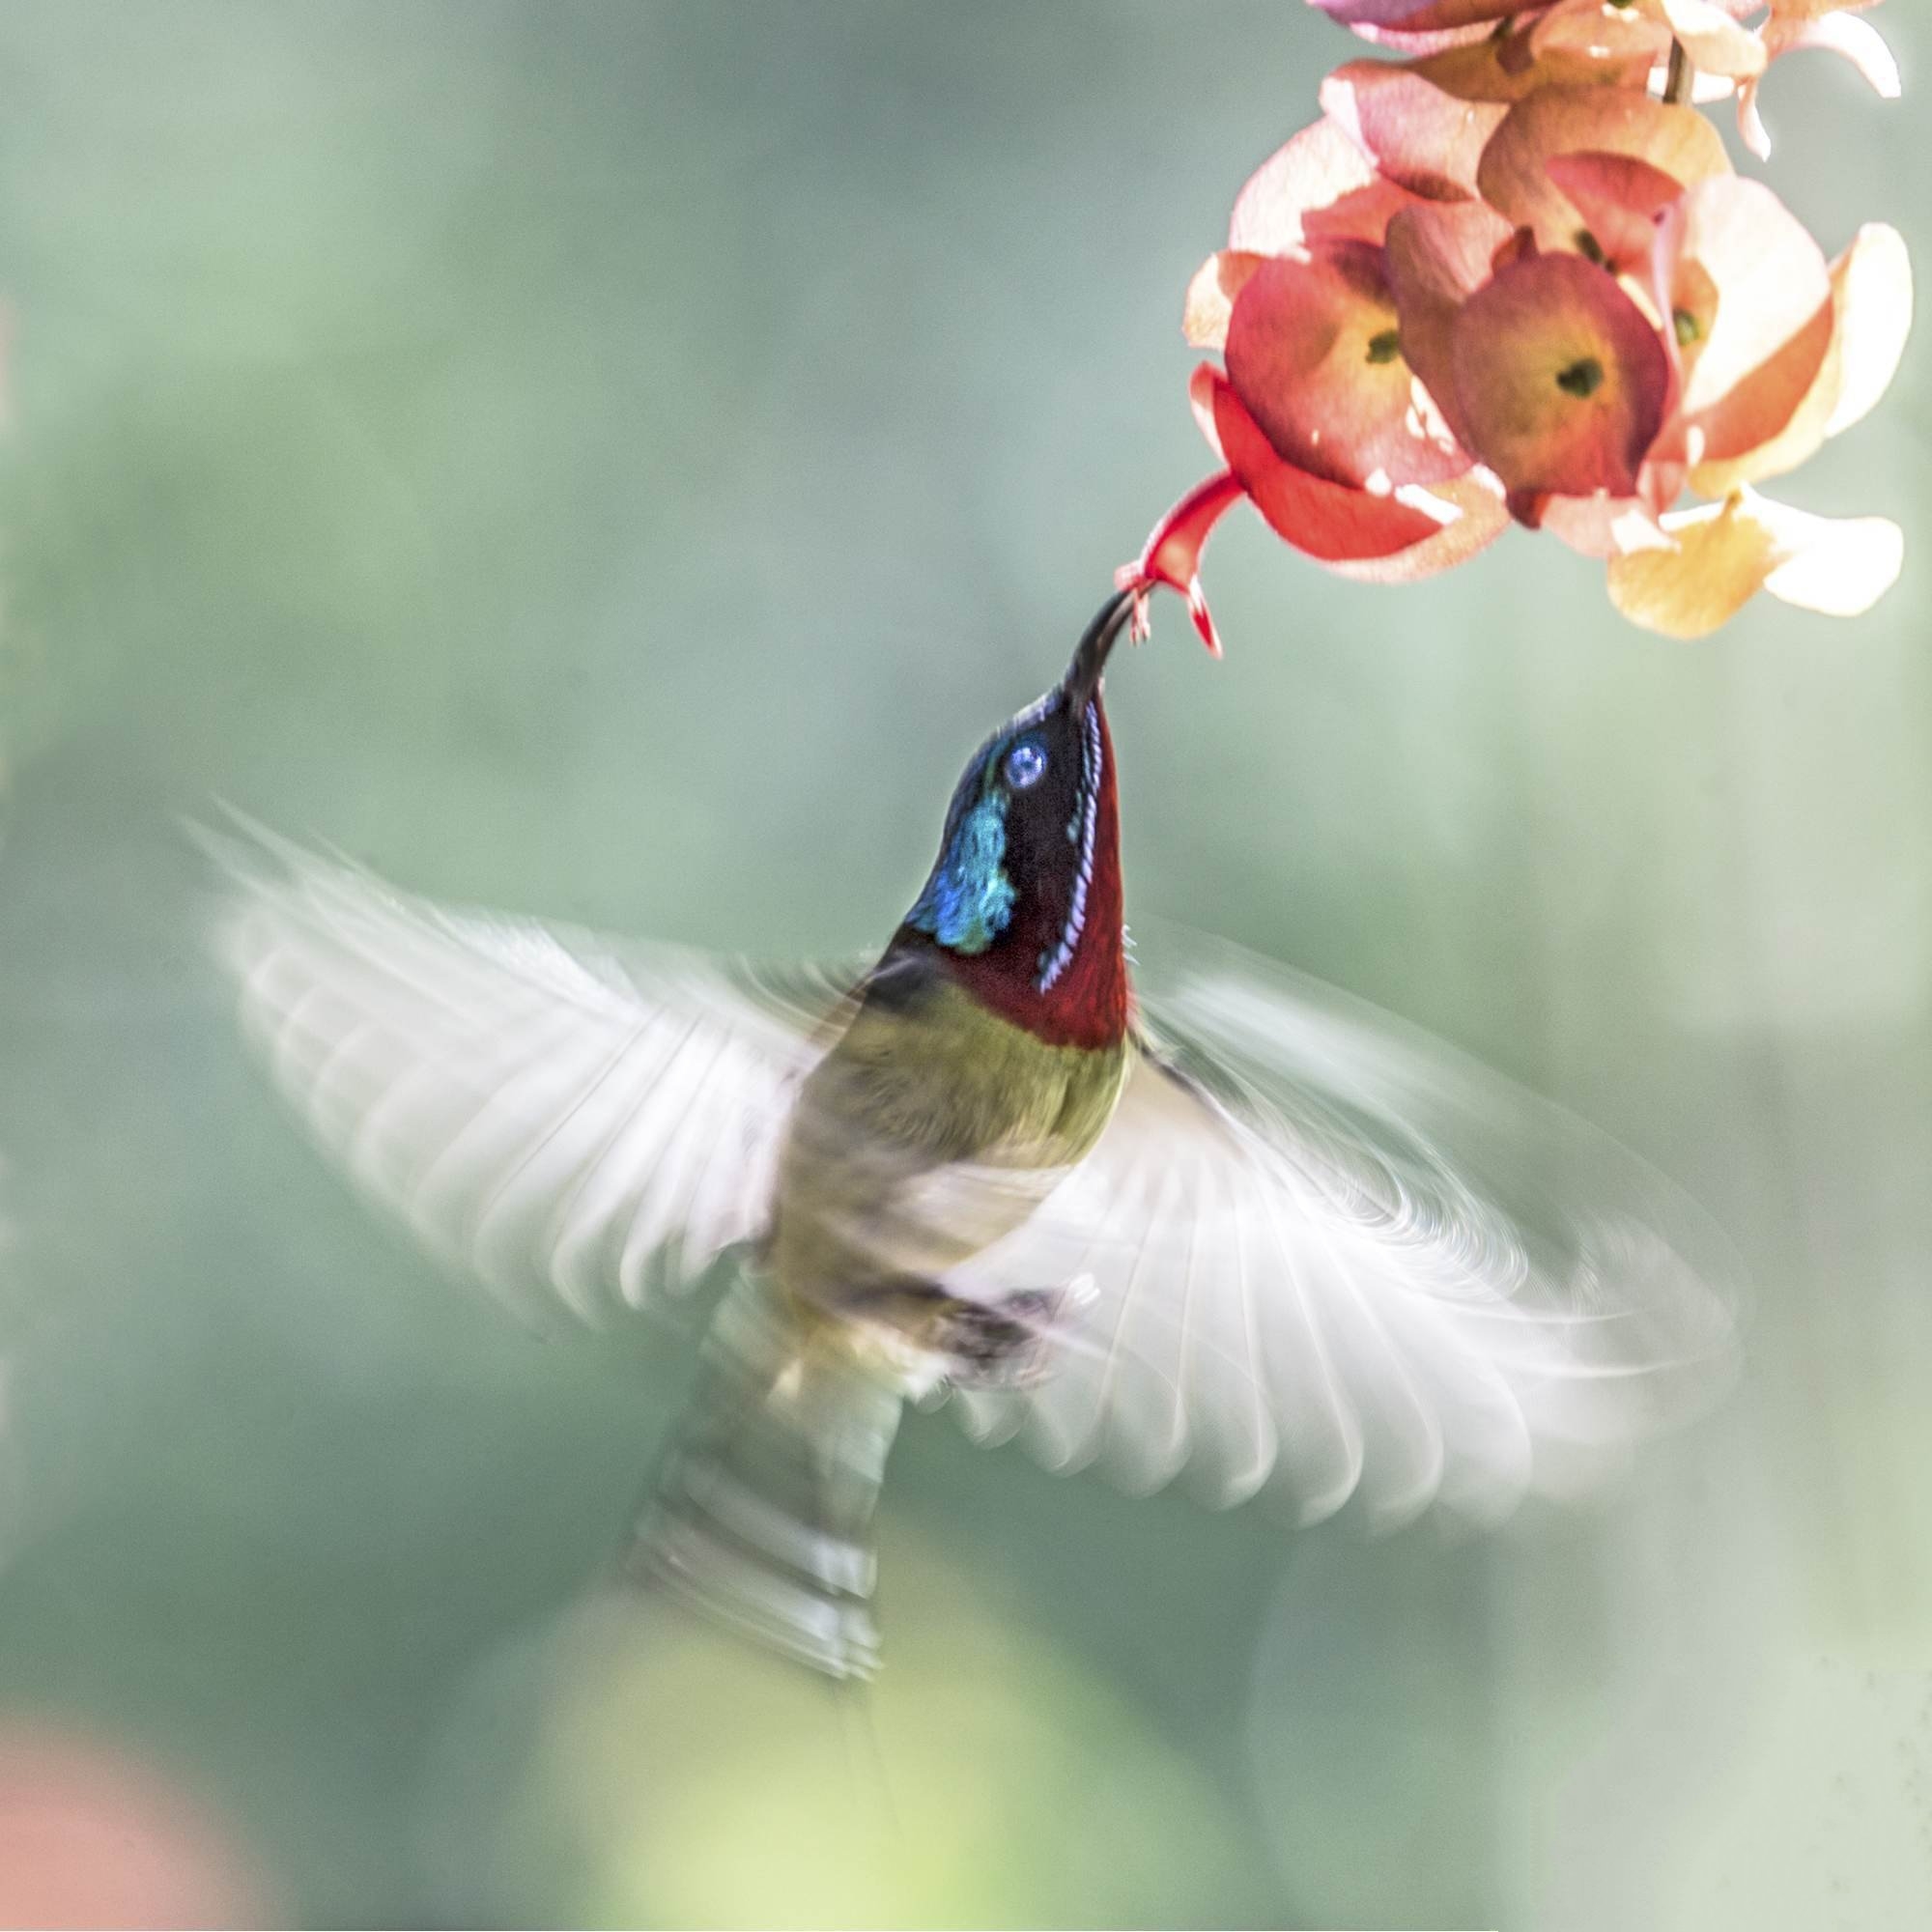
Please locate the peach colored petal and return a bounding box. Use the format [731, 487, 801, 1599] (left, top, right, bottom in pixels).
[1607, 497, 1775, 637]
[1206, 368, 1452, 562]
[1449, 252, 1671, 501]
[1770, 3, 1893, 76]
[1771, 13, 1900, 95]
[1320, 61, 1506, 197]
[1647, 0, 1768, 80]
[1760, 511, 1904, 619]
[1824, 221, 1913, 437]
[1660, 177, 1833, 465]
[1404, 30, 1656, 104]
[1689, 222, 1913, 495]
[1765, 0, 1885, 19]
[1526, 0, 1673, 66]
[1183, 250, 1265, 353]
[1224, 243, 1471, 490]
[1477, 87, 1730, 255]
[1742, 9, 1898, 156]
[1607, 488, 1903, 637]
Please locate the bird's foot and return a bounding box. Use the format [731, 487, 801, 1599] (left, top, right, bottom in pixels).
[932, 1277, 1092, 1391]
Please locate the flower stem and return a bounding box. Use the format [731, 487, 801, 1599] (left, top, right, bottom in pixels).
[1663, 39, 1691, 106]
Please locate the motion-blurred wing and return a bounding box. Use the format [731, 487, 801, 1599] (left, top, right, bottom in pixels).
[952, 932, 1742, 1527]
[204, 820, 862, 1329]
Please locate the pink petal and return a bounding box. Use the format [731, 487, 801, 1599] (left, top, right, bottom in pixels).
[1538, 487, 1677, 560]
[1307, 0, 1522, 28]
[1224, 242, 1471, 491]
[1320, 61, 1506, 196]
[1228, 120, 1381, 255]
[1206, 368, 1455, 563]
[1448, 252, 1672, 501]
[1301, 177, 1436, 248]
[1339, 23, 1502, 54]
[1328, 469, 1514, 582]
[1543, 151, 1684, 275]
[1383, 198, 1520, 451]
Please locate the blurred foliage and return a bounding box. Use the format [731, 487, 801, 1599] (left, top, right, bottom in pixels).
[0, 4, 1928, 1926]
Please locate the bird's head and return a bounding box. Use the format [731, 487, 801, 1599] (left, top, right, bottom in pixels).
[896, 590, 1135, 1048]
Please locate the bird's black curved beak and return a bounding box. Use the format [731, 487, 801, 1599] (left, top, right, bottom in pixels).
[1063, 587, 1136, 715]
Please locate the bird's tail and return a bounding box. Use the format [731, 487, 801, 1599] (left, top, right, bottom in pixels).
[629, 1273, 910, 1680]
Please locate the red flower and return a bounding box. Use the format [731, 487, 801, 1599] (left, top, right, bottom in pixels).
[1122, 0, 1906, 643]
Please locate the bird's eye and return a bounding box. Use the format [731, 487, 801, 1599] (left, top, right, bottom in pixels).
[1005, 740, 1047, 790]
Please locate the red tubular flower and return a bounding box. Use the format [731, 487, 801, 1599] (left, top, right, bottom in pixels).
[1140, 99, 1512, 641]
[1115, 469, 1248, 655]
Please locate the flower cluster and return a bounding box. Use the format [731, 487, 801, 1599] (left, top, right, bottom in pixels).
[1122, 1, 1910, 645]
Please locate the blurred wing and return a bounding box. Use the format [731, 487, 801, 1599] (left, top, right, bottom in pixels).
[952, 932, 1743, 1528]
[203, 819, 862, 1329]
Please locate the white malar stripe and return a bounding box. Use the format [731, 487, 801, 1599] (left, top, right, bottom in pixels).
[1037, 704, 1103, 993]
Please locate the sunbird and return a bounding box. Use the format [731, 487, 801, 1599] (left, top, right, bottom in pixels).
[207, 589, 1737, 1678]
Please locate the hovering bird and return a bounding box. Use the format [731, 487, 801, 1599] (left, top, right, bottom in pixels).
[207, 590, 1737, 1678]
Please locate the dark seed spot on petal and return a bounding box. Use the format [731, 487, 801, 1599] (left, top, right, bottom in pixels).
[1674, 308, 1703, 348]
[1365, 328, 1403, 366]
[1575, 229, 1605, 267]
[1556, 357, 1605, 399]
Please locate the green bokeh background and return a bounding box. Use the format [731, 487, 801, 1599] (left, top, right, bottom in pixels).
[1, 5, 1928, 1926]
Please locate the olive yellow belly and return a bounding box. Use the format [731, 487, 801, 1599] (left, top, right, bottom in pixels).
[768, 975, 1129, 1338]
